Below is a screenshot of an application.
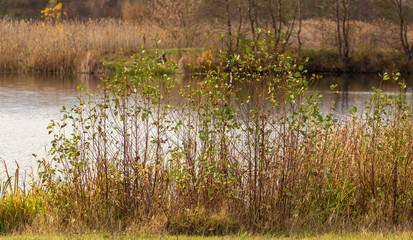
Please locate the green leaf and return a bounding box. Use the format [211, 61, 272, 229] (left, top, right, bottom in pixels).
[199, 134, 207, 141]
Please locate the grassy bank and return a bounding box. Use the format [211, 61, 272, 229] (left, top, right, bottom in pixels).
[1, 36, 412, 236]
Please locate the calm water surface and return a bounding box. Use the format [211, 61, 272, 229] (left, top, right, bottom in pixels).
[0, 74, 99, 174]
[0, 73, 412, 174]
[314, 74, 413, 114]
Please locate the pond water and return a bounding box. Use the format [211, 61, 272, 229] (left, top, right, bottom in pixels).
[0, 73, 412, 175]
[314, 74, 413, 115]
[0, 74, 100, 175]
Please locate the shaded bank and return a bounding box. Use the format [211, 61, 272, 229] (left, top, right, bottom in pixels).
[300, 48, 412, 74]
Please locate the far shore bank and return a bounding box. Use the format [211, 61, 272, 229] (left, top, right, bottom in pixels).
[1, 18, 413, 75]
[2, 47, 412, 76]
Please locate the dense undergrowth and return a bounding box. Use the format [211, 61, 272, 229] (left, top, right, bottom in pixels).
[1, 32, 413, 236]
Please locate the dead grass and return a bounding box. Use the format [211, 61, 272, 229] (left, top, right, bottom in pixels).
[0, 18, 216, 74]
[291, 18, 400, 51]
[1, 231, 412, 240]
[1, 17, 410, 74]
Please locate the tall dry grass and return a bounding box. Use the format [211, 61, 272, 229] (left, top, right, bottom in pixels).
[1, 16, 410, 74]
[292, 18, 400, 51]
[0, 18, 215, 74]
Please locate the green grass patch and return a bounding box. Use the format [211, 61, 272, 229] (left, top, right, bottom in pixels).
[102, 48, 205, 75]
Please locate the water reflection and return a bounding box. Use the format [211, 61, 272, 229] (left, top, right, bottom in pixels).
[177, 73, 413, 115]
[0, 74, 100, 173]
[310, 74, 413, 115]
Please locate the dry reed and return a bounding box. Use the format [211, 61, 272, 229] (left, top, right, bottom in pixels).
[0, 17, 410, 74]
[0, 18, 215, 74]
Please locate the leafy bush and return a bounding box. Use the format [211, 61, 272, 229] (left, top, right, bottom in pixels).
[39, 32, 413, 234]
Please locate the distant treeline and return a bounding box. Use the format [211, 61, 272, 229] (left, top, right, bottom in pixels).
[0, 1, 402, 22]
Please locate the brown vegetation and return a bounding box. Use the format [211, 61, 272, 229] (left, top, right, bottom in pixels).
[3, 0, 413, 73]
[0, 16, 412, 74]
[0, 18, 216, 74]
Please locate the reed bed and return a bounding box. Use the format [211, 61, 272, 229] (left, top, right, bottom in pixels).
[0, 17, 410, 74]
[0, 18, 215, 74]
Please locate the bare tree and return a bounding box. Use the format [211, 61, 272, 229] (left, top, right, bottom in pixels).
[335, 0, 351, 68]
[235, 0, 245, 52]
[248, 0, 257, 43]
[377, 0, 413, 60]
[297, 0, 302, 54]
[149, 0, 201, 48]
[197, 0, 245, 52]
[225, 0, 233, 53]
[267, 0, 282, 47]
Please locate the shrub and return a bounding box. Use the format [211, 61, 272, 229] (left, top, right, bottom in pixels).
[39, 32, 413, 234]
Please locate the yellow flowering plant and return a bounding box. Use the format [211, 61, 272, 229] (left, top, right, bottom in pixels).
[41, 1, 66, 23]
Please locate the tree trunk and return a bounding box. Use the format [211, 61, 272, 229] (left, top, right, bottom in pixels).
[282, 3, 298, 52]
[335, 0, 351, 70]
[342, 0, 350, 66]
[236, 0, 243, 52]
[396, 0, 413, 60]
[297, 0, 302, 55]
[336, 0, 343, 59]
[276, 0, 283, 46]
[248, 0, 256, 44]
[225, 0, 233, 53]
